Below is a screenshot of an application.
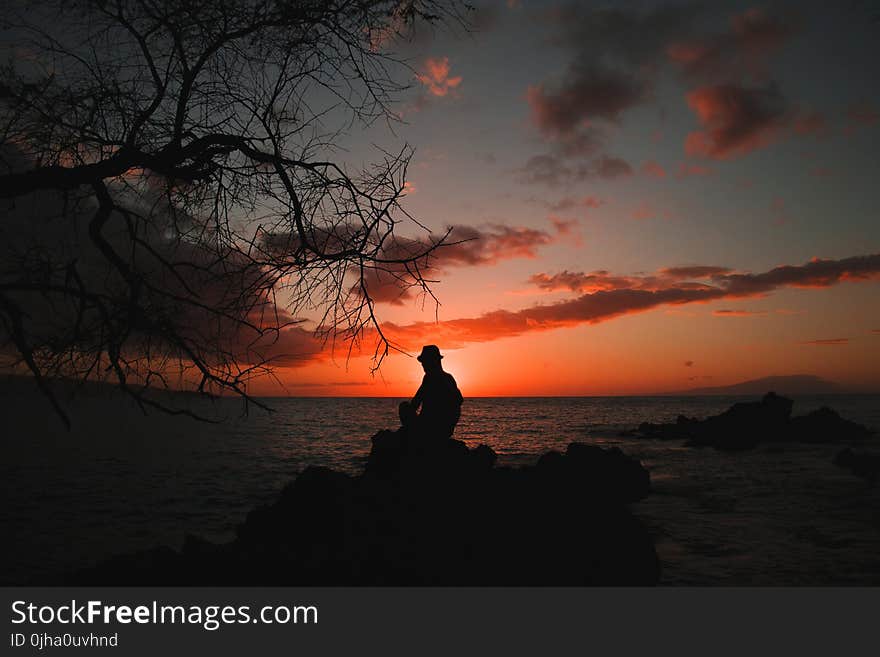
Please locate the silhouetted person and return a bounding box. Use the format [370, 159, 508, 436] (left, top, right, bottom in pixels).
[399, 345, 463, 440]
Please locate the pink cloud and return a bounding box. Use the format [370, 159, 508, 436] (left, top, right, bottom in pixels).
[685, 83, 788, 159]
[641, 160, 667, 178]
[416, 57, 462, 97]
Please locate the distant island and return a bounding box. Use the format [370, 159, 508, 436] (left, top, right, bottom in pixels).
[676, 375, 848, 396]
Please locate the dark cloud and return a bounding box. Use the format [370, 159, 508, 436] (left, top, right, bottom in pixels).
[675, 162, 714, 178]
[685, 83, 789, 159]
[846, 101, 880, 128]
[521, 4, 702, 178]
[545, 195, 605, 213]
[793, 110, 829, 137]
[667, 7, 800, 82]
[593, 155, 633, 179]
[659, 265, 733, 278]
[716, 254, 880, 295]
[712, 309, 768, 317]
[527, 69, 644, 136]
[641, 160, 667, 178]
[393, 223, 558, 268]
[669, 8, 818, 159]
[541, 3, 703, 73]
[0, 164, 329, 373]
[553, 127, 605, 158]
[518, 153, 632, 186]
[356, 221, 569, 305]
[381, 253, 880, 349]
[800, 338, 849, 346]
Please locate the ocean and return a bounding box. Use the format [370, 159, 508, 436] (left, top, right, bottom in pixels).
[2, 393, 879, 585]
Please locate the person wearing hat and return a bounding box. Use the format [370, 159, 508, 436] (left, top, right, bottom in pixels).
[398, 345, 463, 440]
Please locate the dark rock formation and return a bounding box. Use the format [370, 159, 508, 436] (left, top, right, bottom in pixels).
[833, 448, 880, 483]
[61, 430, 659, 586]
[790, 407, 872, 444]
[635, 392, 872, 450]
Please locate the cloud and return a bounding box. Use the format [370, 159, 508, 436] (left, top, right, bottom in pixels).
[527, 4, 703, 136]
[793, 110, 828, 137]
[548, 216, 579, 236]
[240, 325, 328, 367]
[641, 161, 666, 178]
[357, 221, 570, 306]
[667, 7, 799, 82]
[658, 265, 733, 278]
[713, 309, 768, 317]
[553, 127, 606, 158]
[715, 254, 880, 295]
[800, 338, 849, 346]
[381, 253, 880, 349]
[545, 195, 605, 213]
[685, 83, 789, 159]
[846, 101, 880, 130]
[526, 70, 644, 136]
[631, 203, 658, 221]
[667, 8, 814, 159]
[594, 155, 633, 178]
[529, 270, 659, 294]
[521, 4, 700, 179]
[531, 264, 733, 294]
[435, 224, 559, 265]
[0, 156, 334, 375]
[518, 153, 632, 186]
[675, 162, 714, 178]
[416, 57, 462, 97]
[282, 380, 371, 388]
[731, 7, 799, 54]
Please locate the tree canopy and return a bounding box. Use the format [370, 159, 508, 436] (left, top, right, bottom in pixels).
[0, 0, 470, 424]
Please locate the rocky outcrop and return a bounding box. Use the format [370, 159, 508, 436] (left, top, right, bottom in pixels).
[833, 448, 880, 483]
[635, 392, 872, 451]
[62, 430, 660, 586]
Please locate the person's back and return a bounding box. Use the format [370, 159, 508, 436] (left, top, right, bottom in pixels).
[399, 345, 463, 439]
[416, 369, 462, 435]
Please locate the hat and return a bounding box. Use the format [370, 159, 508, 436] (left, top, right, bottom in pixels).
[417, 345, 443, 362]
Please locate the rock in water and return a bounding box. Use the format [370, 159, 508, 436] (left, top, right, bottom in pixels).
[633, 392, 872, 451]
[791, 407, 872, 444]
[833, 448, 880, 482]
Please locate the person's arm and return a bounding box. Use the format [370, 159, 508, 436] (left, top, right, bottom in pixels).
[449, 374, 463, 406]
[449, 374, 463, 422]
[411, 377, 426, 411]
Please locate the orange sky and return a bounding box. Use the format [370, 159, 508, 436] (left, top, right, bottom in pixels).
[236, 3, 880, 397]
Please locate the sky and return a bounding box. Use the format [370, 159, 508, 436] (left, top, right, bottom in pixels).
[252, 0, 880, 397]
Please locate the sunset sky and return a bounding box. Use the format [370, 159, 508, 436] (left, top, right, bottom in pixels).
[252, 0, 880, 397]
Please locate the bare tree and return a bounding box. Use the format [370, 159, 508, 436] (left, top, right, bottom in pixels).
[0, 0, 470, 426]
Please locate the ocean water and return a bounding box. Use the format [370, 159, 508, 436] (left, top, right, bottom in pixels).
[1, 393, 879, 585]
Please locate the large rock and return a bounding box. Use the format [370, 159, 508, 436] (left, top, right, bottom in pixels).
[791, 407, 872, 444]
[634, 392, 872, 451]
[61, 430, 659, 586]
[833, 448, 880, 483]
